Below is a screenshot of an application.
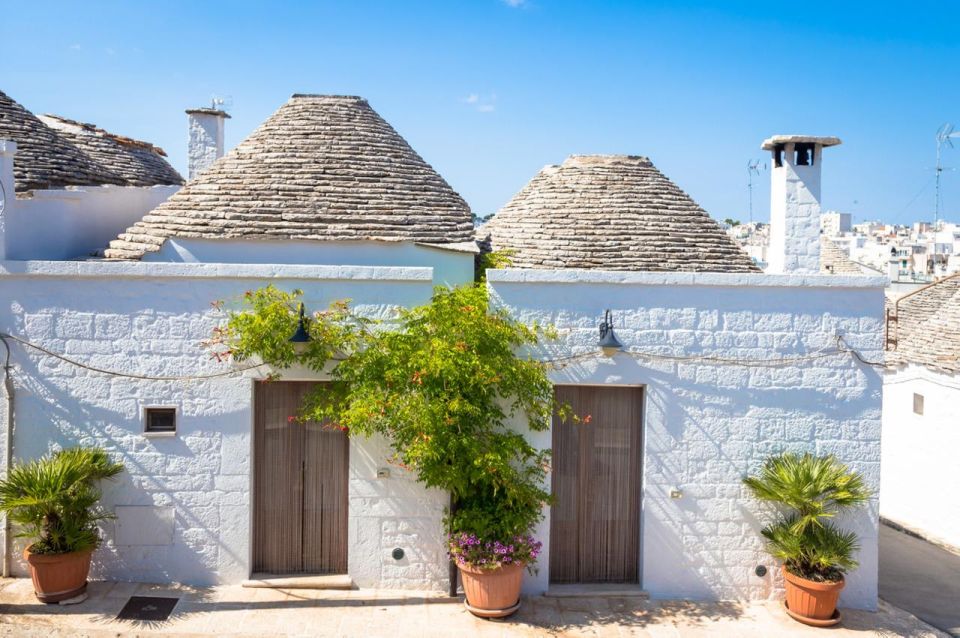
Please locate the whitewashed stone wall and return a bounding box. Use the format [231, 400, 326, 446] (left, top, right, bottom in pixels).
[146, 238, 476, 288]
[881, 365, 960, 549]
[1, 184, 179, 261]
[488, 269, 885, 610]
[0, 261, 447, 589]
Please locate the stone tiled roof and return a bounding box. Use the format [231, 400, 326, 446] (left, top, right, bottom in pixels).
[39, 115, 183, 187]
[481, 155, 760, 272]
[0, 89, 126, 192]
[820, 236, 879, 275]
[887, 274, 960, 374]
[105, 94, 473, 260]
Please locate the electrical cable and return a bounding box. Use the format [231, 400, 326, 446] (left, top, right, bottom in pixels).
[0, 330, 887, 383]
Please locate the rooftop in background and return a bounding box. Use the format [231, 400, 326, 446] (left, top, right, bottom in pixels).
[887, 274, 960, 374]
[761, 135, 842, 150]
[39, 114, 184, 188]
[105, 94, 474, 260]
[482, 154, 760, 273]
[0, 89, 182, 193]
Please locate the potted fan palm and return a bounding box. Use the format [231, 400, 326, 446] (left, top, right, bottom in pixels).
[743, 452, 870, 627]
[0, 447, 123, 603]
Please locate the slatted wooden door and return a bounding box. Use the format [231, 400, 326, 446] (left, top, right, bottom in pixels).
[253, 381, 348, 574]
[550, 385, 643, 584]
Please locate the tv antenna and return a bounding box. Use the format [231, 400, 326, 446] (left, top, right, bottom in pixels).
[746, 159, 765, 223]
[210, 95, 234, 113]
[935, 123, 960, 225]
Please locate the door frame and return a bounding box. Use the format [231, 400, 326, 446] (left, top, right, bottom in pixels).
[549, 383, 646, 586]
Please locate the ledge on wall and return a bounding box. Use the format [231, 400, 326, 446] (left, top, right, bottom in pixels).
[0, 260, 435, 282]
[486, 268, 889, 289]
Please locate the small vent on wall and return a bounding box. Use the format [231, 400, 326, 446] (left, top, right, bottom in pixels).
[145, 407, 177, 433]
[913, 393, 924, 416]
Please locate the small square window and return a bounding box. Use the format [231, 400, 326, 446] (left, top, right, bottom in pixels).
[144, 407, 177, 435]
[913, 393, 924, 416]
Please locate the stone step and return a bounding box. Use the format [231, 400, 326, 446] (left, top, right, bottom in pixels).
[544, 584, 649, 598]
[241, 574, 354, 590]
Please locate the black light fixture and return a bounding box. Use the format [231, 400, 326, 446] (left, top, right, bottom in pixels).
[597, 309, 623, 357]
[289, 303, 311, 344]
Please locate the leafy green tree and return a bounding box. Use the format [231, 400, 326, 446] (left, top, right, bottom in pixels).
[0, 447, 124, 555]
[743, 452, 870, 582]
[214, 284, 565, 547]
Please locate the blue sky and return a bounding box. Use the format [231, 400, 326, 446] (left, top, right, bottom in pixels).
[3, 1, 959, 225]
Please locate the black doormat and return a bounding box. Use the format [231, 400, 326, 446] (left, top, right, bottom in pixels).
[116, 596, 180, 622]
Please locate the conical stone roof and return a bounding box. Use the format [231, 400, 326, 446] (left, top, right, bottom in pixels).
[105, 94, 473, 259]
[887, 274, 960, 374]
[482, 155, 759, 272]
[0, 89, 127, 192]
[39, 115, 183, 187]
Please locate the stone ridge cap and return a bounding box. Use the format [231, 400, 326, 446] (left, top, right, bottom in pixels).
[563, 154, 652, 165]
[290, 94, 367, 101]
[0, 260, 435, 282]
[486, 268, 888, 289]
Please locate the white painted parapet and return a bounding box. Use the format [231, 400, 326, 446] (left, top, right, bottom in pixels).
[764, 135, 841, 274]
[186, 108, 229, 179]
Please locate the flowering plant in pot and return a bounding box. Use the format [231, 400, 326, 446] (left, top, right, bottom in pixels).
[448, 532, 542, 617]
[743, 452, 870, 627]
[0, 447, 124, 602]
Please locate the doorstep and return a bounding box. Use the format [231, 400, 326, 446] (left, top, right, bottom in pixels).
[241, 573, 354, 589]
[544, 583, 649, 598]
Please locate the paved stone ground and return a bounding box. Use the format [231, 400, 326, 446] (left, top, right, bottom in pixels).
[880, 523, 960, 636]
[0, 578, 947, 637]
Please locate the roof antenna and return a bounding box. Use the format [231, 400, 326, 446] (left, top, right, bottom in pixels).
[210, 95, 234, 113]
[935, 123, 960, 226]
[746, 159, 765, 223]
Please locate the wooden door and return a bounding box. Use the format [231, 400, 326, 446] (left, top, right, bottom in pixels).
[550, 386, 643, 584]
[253, 381, 348, 574]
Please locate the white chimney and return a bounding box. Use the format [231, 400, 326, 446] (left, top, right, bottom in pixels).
[186, 107, 230, 180]
[0, 140, 16, 261]
[762, 135, 841, 274]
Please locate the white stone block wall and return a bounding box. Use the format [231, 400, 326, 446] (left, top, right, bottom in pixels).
[0, 261, 447, 589]
[488, 269, 885, 610]
[881, 365, 960, 549]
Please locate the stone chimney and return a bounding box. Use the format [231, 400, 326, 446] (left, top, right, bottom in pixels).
[762, 135, 841, 273]
[186, 107, 230, 180]
[0, 140, 16, 260]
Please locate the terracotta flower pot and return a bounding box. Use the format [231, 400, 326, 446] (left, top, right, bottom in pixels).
[23, 546, 93, 603]
[459, 562, 524, 618]
[782, 565, 844, 625]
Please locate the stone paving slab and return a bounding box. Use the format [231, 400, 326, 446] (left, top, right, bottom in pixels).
[0, 578, 948, 637]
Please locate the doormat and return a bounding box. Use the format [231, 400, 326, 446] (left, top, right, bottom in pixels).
[116, 596, 180, 622]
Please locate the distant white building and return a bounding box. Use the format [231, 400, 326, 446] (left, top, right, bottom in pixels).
[821, 210, 852, 236]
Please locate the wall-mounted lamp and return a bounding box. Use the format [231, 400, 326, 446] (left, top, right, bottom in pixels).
[289, 302, 311, 344]
[597, 309, 623, 357]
